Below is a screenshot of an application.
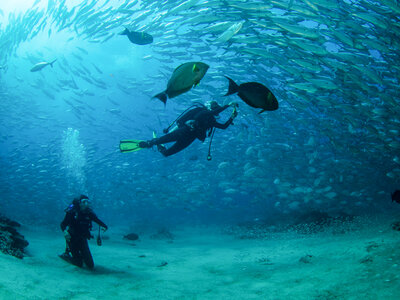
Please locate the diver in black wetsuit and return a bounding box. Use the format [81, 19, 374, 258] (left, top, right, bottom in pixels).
[59, 195, 108, 270]
[140, 101, 238, 157]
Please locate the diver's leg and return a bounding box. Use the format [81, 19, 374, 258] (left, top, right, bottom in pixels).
[151, 127, 188, 145]
[139, 128, 187, 148]
[65, 241, 71, 254]
[81, 239, 94, 269]
[68, 237, 84, 267]
[60, 240, 71, 256]
[159, 135, 197, 157]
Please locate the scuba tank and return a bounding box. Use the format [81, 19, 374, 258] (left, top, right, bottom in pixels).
[163, 102, 205, 133]
[64, 198, 80, 212]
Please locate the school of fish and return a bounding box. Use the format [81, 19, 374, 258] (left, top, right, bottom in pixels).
[0, 0, 399, 221]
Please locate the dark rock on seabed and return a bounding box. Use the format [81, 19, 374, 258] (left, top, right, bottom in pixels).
[0, 215, 29, 259]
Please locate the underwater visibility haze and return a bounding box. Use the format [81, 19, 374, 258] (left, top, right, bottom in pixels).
[1, 0, 400, 298]
[0, 0, 399, 228]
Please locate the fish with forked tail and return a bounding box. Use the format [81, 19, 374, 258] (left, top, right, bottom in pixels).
[224, 76, 278, 113]
[30, 59, 57, 72]
[120, 27, 153, 45]
[123, 233, 139, 241]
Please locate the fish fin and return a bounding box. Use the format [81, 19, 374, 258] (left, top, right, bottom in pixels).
[192, 63, 200, 73]
[153, 91, 167, 105]
[50, 59, 57, 67]
[119, 27, 128, 35]
[224, 76, 239, 96]
[258, 109, 266, 114]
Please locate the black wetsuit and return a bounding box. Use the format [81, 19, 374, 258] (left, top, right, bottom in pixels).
[150, 105, 234, 157]
[60, 206, 107, 269]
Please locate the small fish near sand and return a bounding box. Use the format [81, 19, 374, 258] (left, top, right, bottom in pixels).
[392, 221, 400, 231]
[123, 233, 139, 241]
[224, 76, 278, 113]
[120, 27, 153, 45]
[157, 261, 168, 267]
[392, 190, 400, 204]
[153, 62, 209, 105]
[30, 59, 57, 72]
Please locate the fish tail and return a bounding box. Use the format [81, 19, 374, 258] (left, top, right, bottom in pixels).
[224, 76, 239, 96]
[153, 91, 167, 105]
[50, 59, 57, 67]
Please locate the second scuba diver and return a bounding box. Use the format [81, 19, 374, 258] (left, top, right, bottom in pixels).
[59, 195, 108, 270]
[120, 101, 238, 158]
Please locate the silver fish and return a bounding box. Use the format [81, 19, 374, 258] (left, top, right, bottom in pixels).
[30, 59, 57, 72]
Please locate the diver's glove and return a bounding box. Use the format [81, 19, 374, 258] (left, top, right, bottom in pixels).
[101, 225, 108, 232]
[229, 101, 238, 108]
[231, 107, 238, 119]
[64, 230, 71, 242]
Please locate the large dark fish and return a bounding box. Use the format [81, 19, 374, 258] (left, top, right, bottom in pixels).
[120, 28, 153, 45]
[153, 62, 209, 105]
[392, 190, 400, 204]
[224, 76, 278, 113]
[123, 233, 139, 241]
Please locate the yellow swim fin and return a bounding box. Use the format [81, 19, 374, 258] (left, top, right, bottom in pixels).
[119, 140, 145, 153]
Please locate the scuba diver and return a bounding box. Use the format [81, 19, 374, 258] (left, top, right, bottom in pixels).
[120, 101, 238, 159]
[59, 194, 108, 270]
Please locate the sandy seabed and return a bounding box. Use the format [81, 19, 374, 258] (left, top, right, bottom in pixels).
[1, 216, 400, 300]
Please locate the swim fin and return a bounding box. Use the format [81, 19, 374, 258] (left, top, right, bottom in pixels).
[58, 252, 73, 263]
[119, 140, 146, 153]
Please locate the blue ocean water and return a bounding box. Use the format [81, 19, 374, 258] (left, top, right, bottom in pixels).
[0, 0, 399, 228]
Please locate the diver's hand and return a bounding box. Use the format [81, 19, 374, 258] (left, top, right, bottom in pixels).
[64, 230, 71, 242]
[229, 101, 238, 107]
[101, 226, 108, 233]
[231, 108, 238, 119]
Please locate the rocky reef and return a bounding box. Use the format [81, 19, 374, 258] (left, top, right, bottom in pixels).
[0, 215, 29, 259]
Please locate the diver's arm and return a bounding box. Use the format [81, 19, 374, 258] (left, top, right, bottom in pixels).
[60, 213, 72, 231]
[214, 117, 234, 129]
[212, 104, 230, 115]
[214, 106, 237, 129]
[90, 212, 108, 229]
